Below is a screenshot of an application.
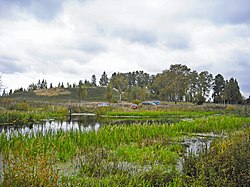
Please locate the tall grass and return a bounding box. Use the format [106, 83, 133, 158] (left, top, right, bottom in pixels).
[173, 115, 250, 134]
[1, 115, 250, 186]
[180, 127, 250, 186]
[0, 104, 67, 125]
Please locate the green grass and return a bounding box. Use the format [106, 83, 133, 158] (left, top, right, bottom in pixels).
[180, 128, 250, 186]
[106, 110, 217, 118]
[1, 114, 250, 186]
[0, 102, 68, 125]
[4, 87, 120, 103]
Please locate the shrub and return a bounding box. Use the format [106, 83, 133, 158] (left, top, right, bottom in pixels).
[132, 100, 141, 105]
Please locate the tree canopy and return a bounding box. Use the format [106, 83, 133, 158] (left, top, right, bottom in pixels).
[3, 64, 246, 104]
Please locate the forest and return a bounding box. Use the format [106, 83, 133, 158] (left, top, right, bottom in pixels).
[1, 64, 248, 104]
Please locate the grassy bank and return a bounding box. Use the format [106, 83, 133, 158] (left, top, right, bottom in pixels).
[0, 100, 68, 125]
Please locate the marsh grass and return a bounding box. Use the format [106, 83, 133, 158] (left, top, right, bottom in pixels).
[106, 110, 216, 118]
[0, 104, 67, 125]
[0, 114, 250, 186]
[180, 127, 250, 186]
[2, 139, 59, 187]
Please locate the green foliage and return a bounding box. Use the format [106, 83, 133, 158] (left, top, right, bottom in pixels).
[77, 85, 87, 102]
[224, 78, 243, 104]
[8, 100, 30, 111]
[3, 64, 246, 103]
[181, 128, 250, 186]
[106, 83, 113, 102]
[99, 71, 109, 86]
[95, 106, 113, 115]
[153, 64, 191, 102]
[132, 99, 141, 105]
[194, 93, 206, 105]
[2, 140, 59, 186]
[212, 74, 225, 103]
[0, 103, 67, 124]
[1, 111, 250, 186]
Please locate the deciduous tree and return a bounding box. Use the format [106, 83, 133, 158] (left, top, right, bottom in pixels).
[197, 71, 213, 98]
[106, 83, 113, 101]
[110, 73, 128, 102]
[77, 84, 87, 102]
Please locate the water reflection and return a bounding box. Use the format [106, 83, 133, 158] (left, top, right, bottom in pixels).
[0, 116, 181, 137]
[0, 116, 101, 137]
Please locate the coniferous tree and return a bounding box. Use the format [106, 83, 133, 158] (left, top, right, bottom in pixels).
[91, 74, 97, 87]
[2, 89, 6, 96]
[212, 74, 225, 103]
[37, 79, 41, 89]
[224, 78, 242, 104]
[84, 79, 92, 87]
[99, 71, 109, 86]
[79, 80, 83, 86]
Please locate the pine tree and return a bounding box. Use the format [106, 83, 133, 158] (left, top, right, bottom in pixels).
[212, 74, 225, 103]
[91, 74, 97, 87]
[224, 78, 242, 104]
[99, 71, 109, 86]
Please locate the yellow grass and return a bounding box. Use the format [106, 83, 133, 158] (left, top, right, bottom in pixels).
[34, 88, 71, 96]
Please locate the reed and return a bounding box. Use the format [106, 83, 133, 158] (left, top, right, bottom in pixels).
[0, 114, 250, 186]
[179, 127, 250, 186]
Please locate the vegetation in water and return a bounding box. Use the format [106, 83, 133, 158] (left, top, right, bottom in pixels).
[0, 100, 67, 125]
[0, 113, 250, 186]
[181, 128, 250, 186]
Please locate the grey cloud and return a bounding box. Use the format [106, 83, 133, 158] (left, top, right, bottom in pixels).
[97, 26, 157, 45]
[0, 56, 25, 73]
[121, 30, 156, 45]
[190, 0, 250, 24]
[161, 34, 191, 50]
[76, 42, 106, 54]
[212, 0, 250, 24]
[96, 26, 190, 49]
[0, 0, 62, 21]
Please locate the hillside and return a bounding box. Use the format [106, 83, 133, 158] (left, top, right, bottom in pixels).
[5, 87, 120, 103]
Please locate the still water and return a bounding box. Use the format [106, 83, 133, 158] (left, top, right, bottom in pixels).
[0, 116, 181, 137]
[0, 116, 102, 137]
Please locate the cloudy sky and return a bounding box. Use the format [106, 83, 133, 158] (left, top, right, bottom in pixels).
[0, 0, 250, 97]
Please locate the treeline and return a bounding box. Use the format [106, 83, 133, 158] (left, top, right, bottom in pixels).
[108, 64, 243, 104]
[3, 64, 249, 104]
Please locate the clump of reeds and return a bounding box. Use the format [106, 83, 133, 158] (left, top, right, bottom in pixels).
[180, 127, 250, 186]
[2, 139, 59, 186]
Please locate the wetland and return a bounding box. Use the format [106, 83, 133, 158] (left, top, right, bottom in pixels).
[0, 100, 250, 186]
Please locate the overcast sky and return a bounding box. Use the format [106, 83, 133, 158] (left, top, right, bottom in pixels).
[0, 0, 250, 97]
